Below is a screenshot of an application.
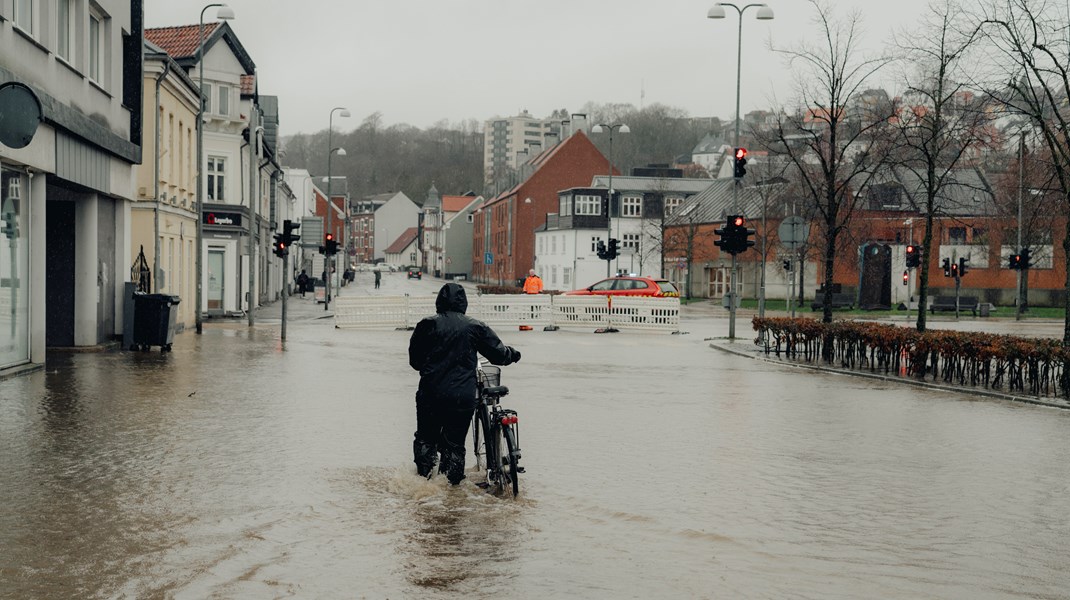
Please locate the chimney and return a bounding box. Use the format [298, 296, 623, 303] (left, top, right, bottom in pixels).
[528, 141, 542, 155]
[544, 131, 560, 148]
[560, 119, 571, 139]
[570, 113, 588, 134]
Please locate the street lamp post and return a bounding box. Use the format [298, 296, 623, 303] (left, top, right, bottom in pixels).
[708, 2, 773, 340]
[195, 3, 235, 334]
[324, 106, 349, 311]
[591, 122, 629, 277]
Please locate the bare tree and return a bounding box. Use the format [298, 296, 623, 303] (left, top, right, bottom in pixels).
[978, 0, 1070, 343]
[892, 0, 992, 331]
[663, 203, 707, 300]
[763, 0, 896, 322]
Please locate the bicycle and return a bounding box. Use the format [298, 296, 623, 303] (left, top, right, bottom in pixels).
[472, 363, 523, 497]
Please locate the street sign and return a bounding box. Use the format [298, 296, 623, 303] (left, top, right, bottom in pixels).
[484, 252, 493, 265]
[778, 216, 810, 250]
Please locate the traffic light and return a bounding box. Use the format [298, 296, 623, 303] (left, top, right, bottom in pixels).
[272, 233, 288, 258]
[1021, 247, 1031, 270]
[715, 215, 755, 255]
[1009, 253, 1021, 270]
[905, 244, 920, 268]
[733, 147, 748, 178]
[942, 258, 951, 277]
[783, 260, 792, 271]
[596, 240, 607, 260]
[902, 270, 909, 285]
[607, 238, 620, 260]
[950, 260, 959, 278]
[958, 257, 968, 277]
[1, 211, 17, 239]
[322, 233, 338, 256]
[283, 219, 301, 244]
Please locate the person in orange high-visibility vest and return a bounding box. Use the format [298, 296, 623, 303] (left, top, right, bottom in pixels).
[523, 269, 543, 294]
[520, 269, 543, 330]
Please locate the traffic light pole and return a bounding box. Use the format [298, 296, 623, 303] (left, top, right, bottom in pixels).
[281, 253, 289, 341]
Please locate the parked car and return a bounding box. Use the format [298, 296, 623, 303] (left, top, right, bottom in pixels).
[564, 276, 680, 297]
[407, 268, 422, 280]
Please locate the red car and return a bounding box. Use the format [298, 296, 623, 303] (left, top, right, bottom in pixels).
[564, 276, 680, 297]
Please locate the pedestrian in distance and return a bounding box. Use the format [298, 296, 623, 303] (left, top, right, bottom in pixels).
[374, 269, 381, 289]
[522, 269, 543, 294]
[296, 270, 309, 297]
[520, 268, 543, 330]
[408, 282, 521, 485]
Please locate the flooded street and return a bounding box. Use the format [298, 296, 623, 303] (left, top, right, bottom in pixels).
[3, 285, 1070, 599]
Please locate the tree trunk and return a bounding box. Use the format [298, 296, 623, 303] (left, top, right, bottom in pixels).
[916, 213, 935, 332]
[1063, 228, 1070, 345]
[822, 230, 837, 323]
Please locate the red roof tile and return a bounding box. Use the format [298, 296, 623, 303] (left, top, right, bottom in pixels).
[145, 23, 220, 60]
[442, 195, 474, 213]
[385, 227, 419, 254]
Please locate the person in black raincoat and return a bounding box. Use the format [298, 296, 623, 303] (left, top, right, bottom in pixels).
[408, 283, 521, 484]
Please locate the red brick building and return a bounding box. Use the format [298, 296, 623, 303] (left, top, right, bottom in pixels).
[471, 131, 613, 285]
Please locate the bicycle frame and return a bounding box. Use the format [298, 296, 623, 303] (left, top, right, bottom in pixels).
[474, 363, 522, 496]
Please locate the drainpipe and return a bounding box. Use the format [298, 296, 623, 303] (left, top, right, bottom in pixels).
[152, 53, 172, 293]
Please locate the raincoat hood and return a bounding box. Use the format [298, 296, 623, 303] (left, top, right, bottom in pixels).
[435, 283, 468, 314]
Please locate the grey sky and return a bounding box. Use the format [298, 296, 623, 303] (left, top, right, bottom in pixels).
[146, 0, 930, 137]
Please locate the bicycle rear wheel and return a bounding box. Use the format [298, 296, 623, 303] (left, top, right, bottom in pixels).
[472, 408, 490, 473]
[503, 425, 520, 497]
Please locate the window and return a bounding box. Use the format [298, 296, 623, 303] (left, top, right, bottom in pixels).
[664, 197, 682, 216]
[207, 157, 226, 201]
[622, 195, 642, 217]
[217, 85, 230, 116]
[575, 194, 601, 216]
[88, 8, 103, 82]
[551, 265, 558, 285]
[559, 195, 571, 216]
[538, 236, 544, 255]
[57, 0, 72, 61]
[14, 0, 36, 36]
[591, 236, 603, 253]
[624, 233, 640, 250]
[551, 235, 557, 254]
[948, 227, 967, 245]
[972, 227, 987, 245]
[202, 83, 212, 113]
[563, 267, 572, 287]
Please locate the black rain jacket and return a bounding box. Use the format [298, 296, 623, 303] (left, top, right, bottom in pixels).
[408, 283, 516, 409]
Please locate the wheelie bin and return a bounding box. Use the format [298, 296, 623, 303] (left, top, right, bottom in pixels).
[132, 293, 181, 352]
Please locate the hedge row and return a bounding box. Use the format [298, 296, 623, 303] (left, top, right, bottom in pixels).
[752, 317, 1070, 398]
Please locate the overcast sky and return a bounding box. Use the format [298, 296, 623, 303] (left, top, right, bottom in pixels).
[146, 0, 933, 136]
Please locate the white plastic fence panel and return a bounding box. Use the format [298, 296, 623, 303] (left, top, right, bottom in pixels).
[549, 295, 611, 329]
[608, 296, 680, 332]
[473, 294, 553, 327]
[333, 296, 410, 329]
[405, 295, 439, 328]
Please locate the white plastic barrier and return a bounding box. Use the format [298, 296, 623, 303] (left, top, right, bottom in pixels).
[333, 293, 679, 333]
[473, 294, 553, 328]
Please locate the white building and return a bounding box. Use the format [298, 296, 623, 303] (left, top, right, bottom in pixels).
[535, 174, 712, 292]
[2, 0, 144, 374]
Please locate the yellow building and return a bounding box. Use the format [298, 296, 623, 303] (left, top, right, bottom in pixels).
[133, 41, 200, 332]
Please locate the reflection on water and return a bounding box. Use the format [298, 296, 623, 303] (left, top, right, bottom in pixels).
[1, 322, 1070, 598]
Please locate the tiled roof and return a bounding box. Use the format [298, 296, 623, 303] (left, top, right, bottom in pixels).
[667, 178, 787, 226]
[145, 23, 220, 60]
[590, 176, 713, 195]
[385, 227, 419, 254]
[442, 195, 475, 213]
[240, 74, 255, 95]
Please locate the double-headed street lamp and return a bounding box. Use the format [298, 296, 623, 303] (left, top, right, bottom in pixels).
[324, 106, 349, 311]
[591, 122, 629, 277]
[195, 3, 235, 334]
[708, 2, 773, 340]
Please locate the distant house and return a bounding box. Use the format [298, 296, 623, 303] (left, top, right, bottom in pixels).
[350, 191, 419, 264]
[384, 227, 421, 267]
[472, 130, 612, 285]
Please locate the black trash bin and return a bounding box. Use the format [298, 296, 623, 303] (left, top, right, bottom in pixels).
[132, 293, 181, 352]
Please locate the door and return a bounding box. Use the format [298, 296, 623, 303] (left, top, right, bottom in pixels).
[207, 249, 225, 313]
[859, 243, 892, 309]
[707, 266, 741, 298]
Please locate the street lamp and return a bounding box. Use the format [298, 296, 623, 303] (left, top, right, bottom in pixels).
[324, 106, 349, 311]
[195, 3, 234, 334]
[591, 122, 629, 277]
[708, 2, 773, 340]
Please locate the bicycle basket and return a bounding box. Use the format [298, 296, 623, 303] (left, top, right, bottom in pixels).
[478, 365, 501, 388]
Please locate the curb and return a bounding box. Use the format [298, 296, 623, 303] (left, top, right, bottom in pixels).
[708, 339, 1070, 411]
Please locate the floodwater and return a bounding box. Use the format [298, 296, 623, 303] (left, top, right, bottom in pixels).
[2, 291, 1070, 599]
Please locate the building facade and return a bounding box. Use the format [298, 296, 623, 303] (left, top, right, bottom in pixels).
[2, 0, 144, 375]
[483, 110, 561, 194]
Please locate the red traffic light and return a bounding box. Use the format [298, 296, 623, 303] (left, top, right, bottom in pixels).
[902, 270, 909, 284]
[326, 233, 334, 241]
[906, 245, 915, 254]
[735, 147, 747, 160]
[732, 216, 745, 227]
